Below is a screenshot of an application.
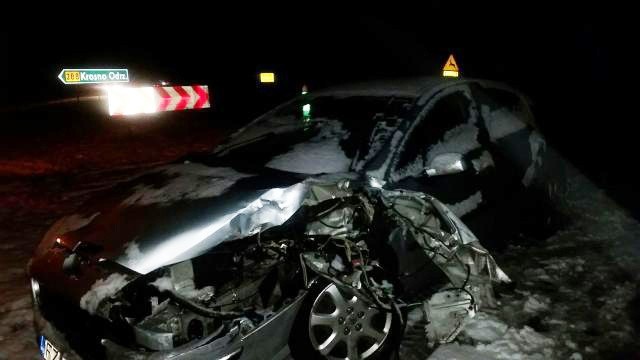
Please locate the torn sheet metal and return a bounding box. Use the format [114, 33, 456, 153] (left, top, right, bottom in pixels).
[375, 188, 509, 341]
[301, 181, 510, 297]
[379, 190, 509, 277]
[300, 182, 510, 295]
[299, 181, 509, 346]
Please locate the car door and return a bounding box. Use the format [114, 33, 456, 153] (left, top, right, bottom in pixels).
[468, 84, 560, 239]
[384, 85, 501, 223]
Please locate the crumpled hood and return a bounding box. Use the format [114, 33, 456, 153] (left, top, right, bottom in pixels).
[38, 162, 314, 275]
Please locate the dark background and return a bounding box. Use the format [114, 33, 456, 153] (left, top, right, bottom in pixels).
[0, 6, 635, 214]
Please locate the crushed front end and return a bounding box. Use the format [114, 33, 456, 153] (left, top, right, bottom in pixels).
[28, 176, 508, 359]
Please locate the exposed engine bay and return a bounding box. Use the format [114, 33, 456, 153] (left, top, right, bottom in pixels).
[87, 179, 509, 353]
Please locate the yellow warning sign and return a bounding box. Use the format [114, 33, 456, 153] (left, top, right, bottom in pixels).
[442, 54, 459, 77]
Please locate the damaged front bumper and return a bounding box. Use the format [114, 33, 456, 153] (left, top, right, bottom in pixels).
[33, 292, 306, 360]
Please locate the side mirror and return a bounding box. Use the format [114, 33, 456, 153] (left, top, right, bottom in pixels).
[425, 153, 468, 177]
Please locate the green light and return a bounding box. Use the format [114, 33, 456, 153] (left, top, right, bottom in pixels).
[302, 103, 311, 128]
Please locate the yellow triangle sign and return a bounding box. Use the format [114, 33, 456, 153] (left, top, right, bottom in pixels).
[442, 54, 459, 77]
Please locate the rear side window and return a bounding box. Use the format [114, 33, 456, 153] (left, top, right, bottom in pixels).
[483, 88, 522, 111]
[480, 87, 535, 128]
[395, 91, 472, 173]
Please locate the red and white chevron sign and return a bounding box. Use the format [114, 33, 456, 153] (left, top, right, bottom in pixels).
[107, 85, 210, 116]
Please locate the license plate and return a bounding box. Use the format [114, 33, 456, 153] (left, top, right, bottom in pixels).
[38, 336, 67, 360]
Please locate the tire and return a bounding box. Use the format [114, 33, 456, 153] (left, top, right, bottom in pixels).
[289, 280, 402, 360]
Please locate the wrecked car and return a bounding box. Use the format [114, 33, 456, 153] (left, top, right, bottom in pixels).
[29, 77, 557, 359]
[30, 175, 508, 360]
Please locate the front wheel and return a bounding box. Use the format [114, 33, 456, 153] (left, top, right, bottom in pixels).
[289, 281, 402, 360]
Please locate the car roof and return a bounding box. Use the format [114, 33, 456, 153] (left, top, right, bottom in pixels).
[312, 76, 520, 100]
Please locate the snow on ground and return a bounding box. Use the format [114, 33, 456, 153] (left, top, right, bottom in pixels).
[0, 114, 230, 360]
[462, 312, 509, 343]
[0, 167, 149, 360]
[0, 111, 228, 178]
[420, 164, 640, 359]
[0, 293, 38, 360]
[440, 312, 556, 359]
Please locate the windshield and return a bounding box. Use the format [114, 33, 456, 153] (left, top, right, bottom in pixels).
[213, 95, 414, 174]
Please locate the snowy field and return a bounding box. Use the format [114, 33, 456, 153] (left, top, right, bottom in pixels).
[1, 165, 638, 360]
[404, 168, 640, 359]
[0, 167, 156, 360]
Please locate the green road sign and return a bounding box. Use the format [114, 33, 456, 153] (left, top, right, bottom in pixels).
[57, 69, 129, 85]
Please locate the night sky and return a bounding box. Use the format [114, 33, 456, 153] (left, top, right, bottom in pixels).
[1, 8, 621, 106]
[1, 6, 634, 211]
